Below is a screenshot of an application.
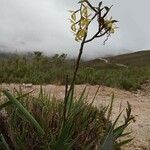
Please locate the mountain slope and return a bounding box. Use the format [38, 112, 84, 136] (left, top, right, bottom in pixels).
[85, 50, 150, 68]
[108, 50, 150, 66]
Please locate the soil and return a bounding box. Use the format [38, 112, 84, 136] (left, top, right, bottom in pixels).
[0, 83, 150, 150]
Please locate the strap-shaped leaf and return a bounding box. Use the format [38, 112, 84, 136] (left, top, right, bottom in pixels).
[3, 90, 45, 136]
[0, 134, 10, 150]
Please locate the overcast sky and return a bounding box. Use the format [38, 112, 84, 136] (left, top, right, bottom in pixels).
[0, 0, 150, 58]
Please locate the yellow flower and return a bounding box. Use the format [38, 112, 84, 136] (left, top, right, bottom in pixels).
[104, 18, 117, 34]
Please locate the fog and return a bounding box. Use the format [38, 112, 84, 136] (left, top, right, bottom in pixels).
[0, 0, 150, 58]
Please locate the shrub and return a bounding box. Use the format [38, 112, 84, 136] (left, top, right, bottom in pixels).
[0, 88, 134, 149]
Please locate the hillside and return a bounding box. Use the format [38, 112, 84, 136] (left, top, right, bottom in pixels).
[108, 50, 150, 66]
[0, 50, 150, 66]
[0, 51, 16, 59]
[84, 50, 150, 68]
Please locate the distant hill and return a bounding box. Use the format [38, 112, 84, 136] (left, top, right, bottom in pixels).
[84, 50, 150, 68]
[0, 50, 150, 67]
[108, 50, 150, 66]
[0, 51, 16, 59]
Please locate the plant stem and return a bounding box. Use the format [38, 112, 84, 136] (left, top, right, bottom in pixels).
[66, 34, 87, 99]
[62, 33, 87, 126]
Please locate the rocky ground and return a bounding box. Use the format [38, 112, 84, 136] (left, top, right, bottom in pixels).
[0, 83, 150, 150]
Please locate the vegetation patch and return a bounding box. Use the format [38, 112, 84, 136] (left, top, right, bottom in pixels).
[0, 52, 149, 91]
[0, 88, 134, 149]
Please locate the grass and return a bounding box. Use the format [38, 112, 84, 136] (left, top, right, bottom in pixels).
[0, 52, 149, 91]
[77, 66, 150, 90]
[0, 87, 134, 149]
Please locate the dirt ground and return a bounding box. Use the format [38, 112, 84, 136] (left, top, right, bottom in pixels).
[0, 83, 150, 150]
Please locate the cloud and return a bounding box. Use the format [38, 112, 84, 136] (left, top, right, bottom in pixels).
[0, 0, 149, 58]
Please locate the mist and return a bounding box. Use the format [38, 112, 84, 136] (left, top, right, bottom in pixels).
[0, 0, 150, 59]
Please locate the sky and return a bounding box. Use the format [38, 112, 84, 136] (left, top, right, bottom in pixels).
[0, 0, 150, 58]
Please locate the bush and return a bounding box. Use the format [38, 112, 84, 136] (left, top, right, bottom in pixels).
[0, 54, 149, 90]
[0, 88, 134, 149]
[120, 78, 140, 91]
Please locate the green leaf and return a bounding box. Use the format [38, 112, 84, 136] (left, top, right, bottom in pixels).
[107, 93, 115, 121]
[0, 101, 12, 110]
[3, 90, 45, 135]
[113, 125, 127, 139]
[0, 134, 10, 150]
[101, 129, 114, 150]
[115, 138, 134, 148]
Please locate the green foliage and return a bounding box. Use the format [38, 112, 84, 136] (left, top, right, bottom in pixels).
[0, 88, 134, 149]
[102, 101, 134, 150]
[2, 90, 44, 135]
[0, 52, 149, 90]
